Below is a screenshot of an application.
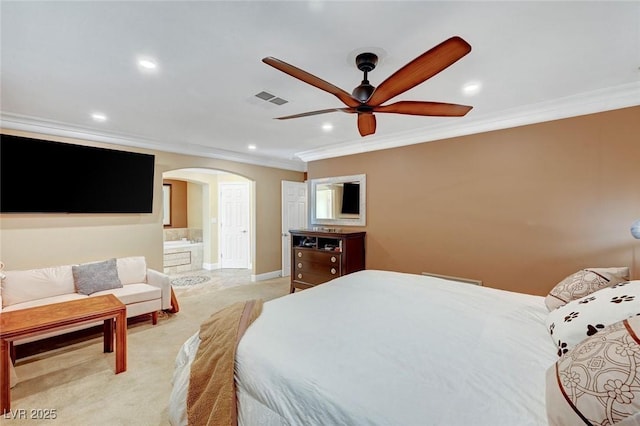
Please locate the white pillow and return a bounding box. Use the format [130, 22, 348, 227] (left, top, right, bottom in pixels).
[116, 256, 147, 285]
[545, 280, 640, 357]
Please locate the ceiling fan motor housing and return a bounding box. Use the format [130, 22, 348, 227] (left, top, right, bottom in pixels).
[352, 83, 375, 103]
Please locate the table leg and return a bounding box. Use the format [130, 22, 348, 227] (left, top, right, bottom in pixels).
[9, 343, 16, 364]
[115, 310, 127, 374]
[103, 318, 114, 353]
[1, 339, 10, 414]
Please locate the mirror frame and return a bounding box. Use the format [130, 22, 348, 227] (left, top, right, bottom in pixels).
[309, 174, 366, 227]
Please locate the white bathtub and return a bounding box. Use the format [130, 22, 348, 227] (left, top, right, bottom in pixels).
[163, 240, 203, 250]
[163, 241, 204, 274]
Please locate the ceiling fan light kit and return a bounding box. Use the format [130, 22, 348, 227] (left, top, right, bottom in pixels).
[262, 36, 474, 137]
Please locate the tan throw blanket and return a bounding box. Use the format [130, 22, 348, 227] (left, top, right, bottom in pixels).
[187, 299, 263, 426]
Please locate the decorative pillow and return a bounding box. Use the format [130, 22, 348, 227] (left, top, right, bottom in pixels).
[545, 280, 640, 357]
[546, 316, 640, 425]
[545, 267, 629, 311]
[72, 258, 122, 295]
[116, 256, 147, 285]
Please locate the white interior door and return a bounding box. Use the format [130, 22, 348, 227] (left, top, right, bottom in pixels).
[219, 182, 250, 269]
[282, 181, 308, 276]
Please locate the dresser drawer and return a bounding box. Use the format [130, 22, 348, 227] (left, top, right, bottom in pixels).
[293, 270, 339, 286]
[294, 249, 341, 264]
[294, 260, 341, 276]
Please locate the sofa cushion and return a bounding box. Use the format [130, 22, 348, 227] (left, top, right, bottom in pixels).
[91, 283, 161, 305]
[1, 265, 75, 307]
[117, 256, 147, 285]
[73, 258, 122, 295]
[2, 293, 88, 312]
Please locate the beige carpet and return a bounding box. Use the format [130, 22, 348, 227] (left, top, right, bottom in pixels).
[6, 276, 290, 425]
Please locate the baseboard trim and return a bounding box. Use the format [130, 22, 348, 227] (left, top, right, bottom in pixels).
[251, 270, 282, 282]
[421, 271, 483, 286]
[203, 263, 219, 270]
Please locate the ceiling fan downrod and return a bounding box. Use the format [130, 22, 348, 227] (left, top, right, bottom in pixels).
[352, 52, 378, 102]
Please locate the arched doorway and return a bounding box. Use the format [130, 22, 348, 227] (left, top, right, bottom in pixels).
[162, 168, 254, 276]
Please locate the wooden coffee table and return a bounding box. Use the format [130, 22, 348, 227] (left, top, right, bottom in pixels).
[0, 294, 127, 413]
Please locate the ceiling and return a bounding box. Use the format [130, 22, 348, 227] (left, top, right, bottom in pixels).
[1, 1, 639, 172]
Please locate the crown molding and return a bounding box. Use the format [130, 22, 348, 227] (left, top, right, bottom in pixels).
[0, 113, 307, 172]
[295, 82, 640, 163]
[3, 82, 638, 169]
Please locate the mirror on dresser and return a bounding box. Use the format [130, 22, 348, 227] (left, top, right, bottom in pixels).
[309, 174, 366, 226]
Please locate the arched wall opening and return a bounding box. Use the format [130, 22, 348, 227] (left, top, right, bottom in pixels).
[162, 168, 254, 275]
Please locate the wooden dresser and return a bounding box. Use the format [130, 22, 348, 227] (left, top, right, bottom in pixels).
[290, 229, 366, 293]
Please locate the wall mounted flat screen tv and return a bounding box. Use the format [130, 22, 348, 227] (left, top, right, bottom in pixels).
[0, 134, 155, 213]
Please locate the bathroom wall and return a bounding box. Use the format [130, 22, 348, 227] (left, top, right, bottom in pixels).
[163, 179, 187, 228]
[187, 181, 203, 229]
[163, 228, 203, 242]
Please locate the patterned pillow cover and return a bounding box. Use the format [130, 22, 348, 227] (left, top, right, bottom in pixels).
[72, 258, 122, 295]
[546, 316, 640, 426]
[545, 267, 630, 311]
[546, 280, 640, 357]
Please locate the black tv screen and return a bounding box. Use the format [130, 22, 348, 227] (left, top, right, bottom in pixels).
[0, 134, 155, 213]
[341, 182, 360, 214]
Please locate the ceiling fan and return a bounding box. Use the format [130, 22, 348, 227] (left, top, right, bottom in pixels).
[262, 36, 473, 137]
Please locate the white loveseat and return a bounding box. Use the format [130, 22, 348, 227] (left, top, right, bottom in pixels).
[0, 256, 172, 345]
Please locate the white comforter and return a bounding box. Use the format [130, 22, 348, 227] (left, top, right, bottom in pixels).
[170, 270, 557, 425]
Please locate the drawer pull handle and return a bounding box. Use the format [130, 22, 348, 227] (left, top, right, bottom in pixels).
[297, 273, 303, 279]
[297, 263, 303, 268]
[297, 252, 302, 258]
[330, 256, 337, 263]
[330, 268, 337, 275]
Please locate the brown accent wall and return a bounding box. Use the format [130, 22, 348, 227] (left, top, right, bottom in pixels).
[163, 179, 187, 228]
[308, 106, 640, 296]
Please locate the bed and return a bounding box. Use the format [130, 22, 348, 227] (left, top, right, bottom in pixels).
[169, 270, 559, 425]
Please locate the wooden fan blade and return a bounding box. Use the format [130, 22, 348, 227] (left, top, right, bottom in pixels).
[263, 57, 361, 108]
[275, 108, 355, 120]
[374, 101, 472, 117]
[367, 36, 471, 106]
[357, 113, 376, 136]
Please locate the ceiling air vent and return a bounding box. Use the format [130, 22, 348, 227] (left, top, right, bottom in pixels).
[254, 91, 288, 105]
[255, 91, 275, 101]
[269, 97, 288, 105]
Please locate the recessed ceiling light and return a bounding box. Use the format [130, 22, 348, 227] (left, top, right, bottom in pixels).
[462, 81, 482, 96]
[248, 144, 257, 150]
[91, 112, 107, 122]
[137, 57, 158, 71]
[322, 123, 334, 132]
